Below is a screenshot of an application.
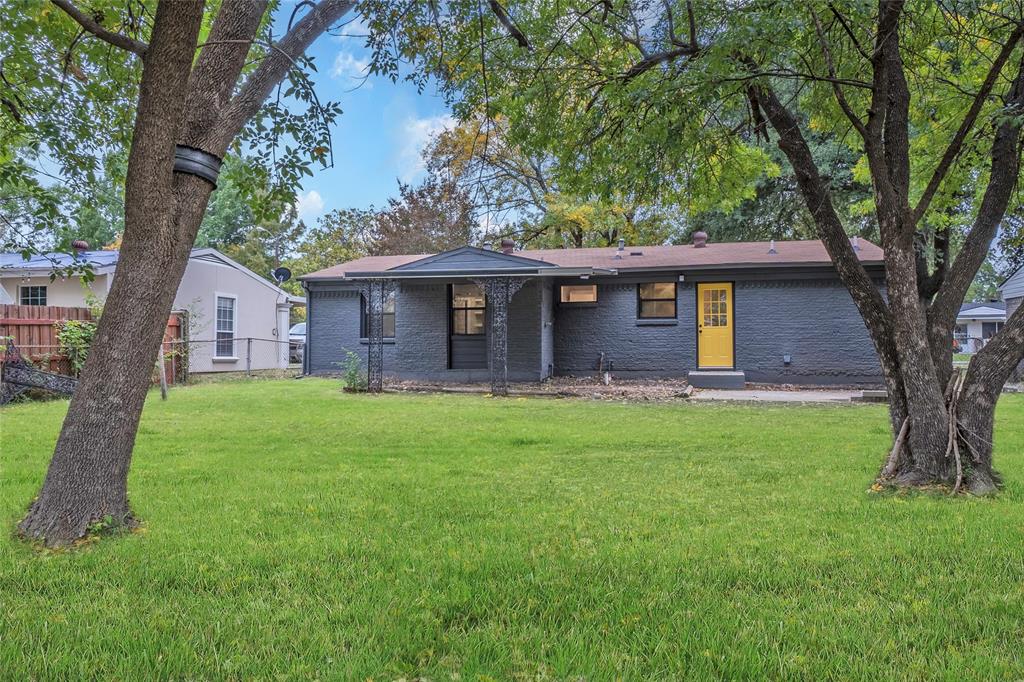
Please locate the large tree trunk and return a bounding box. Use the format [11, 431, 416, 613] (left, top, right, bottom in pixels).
[18, 0, 353, 547]
[17, 1, 208, 545]
[747, 1, 1024, 494]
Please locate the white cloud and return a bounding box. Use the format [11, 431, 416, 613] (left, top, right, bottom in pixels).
[398, 114, 456, 182]
[330, 50, 372, 87]
[295, 190, 324, 220]
[330, 13, 369, 41]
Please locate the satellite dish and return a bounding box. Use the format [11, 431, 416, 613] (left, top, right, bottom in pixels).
[272, 266, 292, 283]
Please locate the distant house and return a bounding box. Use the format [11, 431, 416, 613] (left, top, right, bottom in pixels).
[955, 301, 1005, 353]
[300, 236, 887, 387]
[1002, 264, 1023, 322]
[0, 246, 303, 372]
[1001, 265, 1024, 380]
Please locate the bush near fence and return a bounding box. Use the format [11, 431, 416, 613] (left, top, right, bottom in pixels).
[1, 305, 184, 383]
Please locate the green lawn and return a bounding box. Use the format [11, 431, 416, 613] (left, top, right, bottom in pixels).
[2, 380, 1024, 680]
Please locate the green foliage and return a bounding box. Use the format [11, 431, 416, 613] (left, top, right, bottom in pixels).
[363, 0, 1024, 263]
[55, 319, 97, 376]
[1, 381, 1024, 677]
[2, 1, 342, 261]
[336, 349, 367, 392]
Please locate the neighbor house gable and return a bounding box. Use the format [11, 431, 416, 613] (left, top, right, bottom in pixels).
[1000, 264, 1024, 301]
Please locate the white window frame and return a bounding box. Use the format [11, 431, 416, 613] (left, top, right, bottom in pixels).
[19, 285, 47, 306]
[214, 293, 238, 359]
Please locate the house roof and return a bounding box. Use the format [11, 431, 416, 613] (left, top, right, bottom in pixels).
[0, 247, 304, 305]
[0, 250, 120, 273]
[188, 248, 304, 305]
[300, 239, 885, 280]
[957, 301, 1006, 321]
[1000, 263, 1024, 300]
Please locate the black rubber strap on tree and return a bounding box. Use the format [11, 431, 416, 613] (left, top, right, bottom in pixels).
[173, 145, 222, 187]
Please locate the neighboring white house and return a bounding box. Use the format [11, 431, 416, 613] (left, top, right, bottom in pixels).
[0, 247, 303, 373]
[1001, 265, 1023, 380]
[1002, 264, 1023, 322]
[955, 301, 1005, 353]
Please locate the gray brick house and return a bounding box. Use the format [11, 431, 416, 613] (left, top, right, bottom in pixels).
[300, 236, 887, 387]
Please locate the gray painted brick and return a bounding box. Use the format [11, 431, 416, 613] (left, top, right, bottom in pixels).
[307, 274, 884, 385]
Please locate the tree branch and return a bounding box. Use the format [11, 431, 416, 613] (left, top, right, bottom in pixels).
[217, 0, 355, 147]
[911, 23, 1024, 227]
[51, 0, 148, 56]
[178, 0, 270, 151]
[623, 45, 699, 81]
[488, 0, 530, 50]
[809, 6, 867, 139]
[754, 86, 891, 329]
[929, 50, 1024, 332]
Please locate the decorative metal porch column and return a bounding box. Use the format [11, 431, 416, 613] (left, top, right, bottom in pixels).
[355, 278, 395, 393]
[472, 277, 528, 396]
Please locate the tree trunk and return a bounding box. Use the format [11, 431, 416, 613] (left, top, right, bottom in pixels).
[18, 0, 207, 545]
[18, 0, 354, 546]
[17, 178, 213, 543]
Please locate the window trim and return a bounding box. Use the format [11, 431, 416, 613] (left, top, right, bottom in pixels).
[214, 292, 238, 359]
[359, 291, 396, 340]
[449, 282, 487, 336]
[19, 285, 47, 306]
[636, 282, 677, 320]
[558, 283, 599, 307]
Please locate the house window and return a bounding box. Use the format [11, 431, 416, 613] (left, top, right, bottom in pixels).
[360, 291, 396, 338]
[19, 285, 47, 306]
[215, 296, 236, 357]
[638, 282, 676, 319]
[560, 284, 598, 304]
[982, 321, 1003, 338]
[451, 283, 486, 335]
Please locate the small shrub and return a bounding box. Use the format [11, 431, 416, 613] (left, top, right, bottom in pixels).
[337, 349, 367, 392]
[56, 319, 98, 376]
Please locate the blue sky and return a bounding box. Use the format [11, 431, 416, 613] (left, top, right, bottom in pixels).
[288, 15, 455, 225]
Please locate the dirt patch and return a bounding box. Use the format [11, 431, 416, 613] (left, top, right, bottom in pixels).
[388, 376, 687, 402]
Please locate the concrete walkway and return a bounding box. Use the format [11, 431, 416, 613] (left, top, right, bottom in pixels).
[692, 389, 860, 403]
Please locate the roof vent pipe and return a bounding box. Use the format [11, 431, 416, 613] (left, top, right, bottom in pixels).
[851, 235, 861, 251]
[692, 231, 708, 248]
[615, 237, 625, 259]
[71, 240, 89, 255]
[768, 239, 777, 254]
[483, 241, 492, 251]
[500, 237, 515, 255]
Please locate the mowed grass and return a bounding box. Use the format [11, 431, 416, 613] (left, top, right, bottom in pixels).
[2, 380, 1024, 680]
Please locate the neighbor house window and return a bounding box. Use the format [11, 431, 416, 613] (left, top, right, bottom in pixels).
[19, 285, 47, 306]
[215, 295, 236, 357]
[982, 321, 1003, 338]
[638, 282, 677, 319]
[451, 283, 486, 335]
[560, 284, 598, 304]
[360, 291, 396, 338]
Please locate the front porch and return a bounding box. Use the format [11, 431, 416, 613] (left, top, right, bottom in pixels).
[344, 245, 608, 395]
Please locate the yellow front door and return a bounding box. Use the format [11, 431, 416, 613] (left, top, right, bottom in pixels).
[697, 283, 734, 368]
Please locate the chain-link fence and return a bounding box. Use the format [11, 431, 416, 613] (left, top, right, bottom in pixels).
[165, 337, 301, 383]
[6, 338, 302, 387]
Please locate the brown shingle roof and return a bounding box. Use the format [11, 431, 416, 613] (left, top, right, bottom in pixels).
[300, 239, 883, 280]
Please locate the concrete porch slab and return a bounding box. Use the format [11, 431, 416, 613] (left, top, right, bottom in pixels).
[687, 370, 745, 389]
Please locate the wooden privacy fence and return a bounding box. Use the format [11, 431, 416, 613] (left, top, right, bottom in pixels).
[0, 304, 92, 373]
[0, 304, 185, 382]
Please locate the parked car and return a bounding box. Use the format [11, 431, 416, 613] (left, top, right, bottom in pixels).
[289, 322, 306, 363]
